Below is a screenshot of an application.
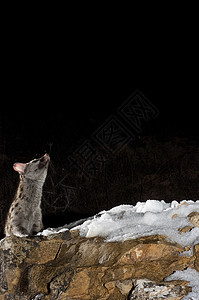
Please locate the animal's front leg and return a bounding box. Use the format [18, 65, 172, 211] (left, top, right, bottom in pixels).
[31, 209, 44, 235]
[12, 224, 30, 237]
[31, 222, 44, 235]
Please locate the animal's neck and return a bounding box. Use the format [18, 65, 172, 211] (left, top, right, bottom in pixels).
[17, 177, 44, 204]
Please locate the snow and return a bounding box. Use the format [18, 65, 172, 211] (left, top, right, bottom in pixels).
[37, 199, 199, 299]
[38, 227, 68, 236]
[73, 200, 199, 247]
[134, 199, 165, 213]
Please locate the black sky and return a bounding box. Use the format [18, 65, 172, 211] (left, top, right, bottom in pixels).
[1, 1, 198, 163]
[1, 25, 198, 161]
[1, 65, 198, 162]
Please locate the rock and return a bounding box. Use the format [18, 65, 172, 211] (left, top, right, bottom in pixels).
[129, 279, 192, 300]
[188, 211, 199, 227]
[178, 225, 194, 234]
[0, 232, 198, 299]
[194, 244, 199, 272]
[172, 213, 178, 219]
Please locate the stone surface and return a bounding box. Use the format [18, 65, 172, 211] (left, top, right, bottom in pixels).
[194, 244, 199, 272]
[188, 211, 199, 227]
[0, 231, 198, 299]
[129, 279, 192, 300]
[178, 225, 193, 234]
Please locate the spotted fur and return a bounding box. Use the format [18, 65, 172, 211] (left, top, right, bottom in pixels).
[5, 154, 50, 236]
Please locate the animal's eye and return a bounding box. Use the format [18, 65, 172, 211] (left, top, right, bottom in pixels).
[32, 159, 39, 163]
[34, 168, 38, 172]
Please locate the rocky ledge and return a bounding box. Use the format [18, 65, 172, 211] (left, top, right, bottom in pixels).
[0, 229, 199, 300]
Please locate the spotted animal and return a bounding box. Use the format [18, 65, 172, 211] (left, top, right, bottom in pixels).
[5, 154, 50, 236]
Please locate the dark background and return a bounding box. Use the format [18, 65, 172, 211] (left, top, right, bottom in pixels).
[1, 12, 198, 239]
[2, 67, 198, 157]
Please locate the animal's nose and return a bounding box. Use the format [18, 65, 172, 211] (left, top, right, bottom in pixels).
[40, 154, 50, 163]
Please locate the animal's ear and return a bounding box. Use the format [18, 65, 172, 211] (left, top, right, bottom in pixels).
[13, 163, 26, 174]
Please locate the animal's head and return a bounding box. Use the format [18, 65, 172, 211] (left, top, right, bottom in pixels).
[13, 154, 50, 183]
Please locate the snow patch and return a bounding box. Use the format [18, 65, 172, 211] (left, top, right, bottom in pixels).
[73, 200, 199, 247]
[37, 227, 69, 236]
